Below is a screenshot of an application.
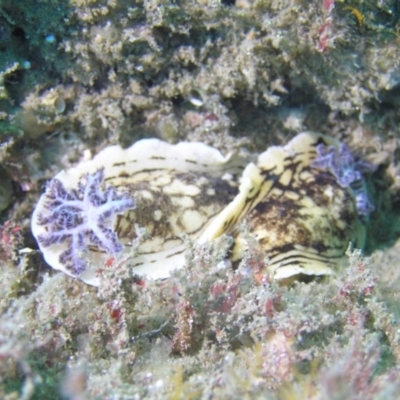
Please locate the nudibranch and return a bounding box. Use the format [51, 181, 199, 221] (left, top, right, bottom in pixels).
[31, 132, 367, 286]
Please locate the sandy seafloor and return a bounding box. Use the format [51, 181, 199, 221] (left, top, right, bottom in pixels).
[1, 0, 400, 399]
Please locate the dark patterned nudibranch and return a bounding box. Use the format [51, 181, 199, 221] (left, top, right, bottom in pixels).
[199, 132, 366, 283]
[32, 139, 247, 285]
[32, 133, 366, 286]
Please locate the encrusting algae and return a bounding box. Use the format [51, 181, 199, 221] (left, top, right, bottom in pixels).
[2, 1, 400, 398]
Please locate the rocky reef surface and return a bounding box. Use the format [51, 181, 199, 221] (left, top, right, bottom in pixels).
[1, 0, 400, 398]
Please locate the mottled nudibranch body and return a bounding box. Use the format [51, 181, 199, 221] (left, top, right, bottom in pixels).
[200, 132, 365, 282]
[31, 132, 367, 286]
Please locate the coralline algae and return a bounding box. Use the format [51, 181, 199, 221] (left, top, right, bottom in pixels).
[31, 132, 369, 286]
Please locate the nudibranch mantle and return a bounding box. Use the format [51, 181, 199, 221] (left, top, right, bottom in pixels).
[31, 132, 366, 286]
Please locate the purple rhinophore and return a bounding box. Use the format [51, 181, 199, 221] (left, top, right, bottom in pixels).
[312, 142, 375, 217]
[312, 142, 374, 188]
[36, 169, 136, 275]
